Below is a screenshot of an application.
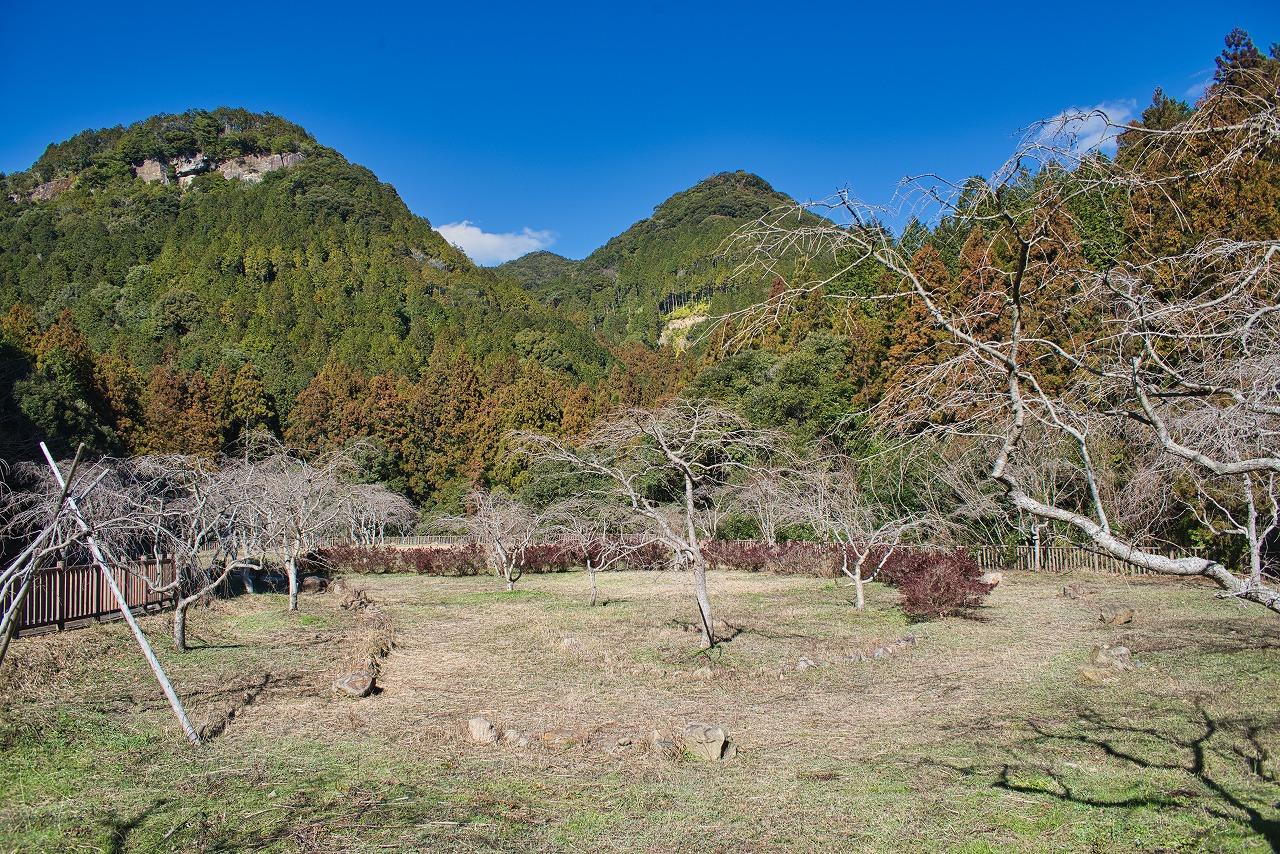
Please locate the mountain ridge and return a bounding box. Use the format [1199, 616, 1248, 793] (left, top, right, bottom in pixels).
[497, 170, 792, 345]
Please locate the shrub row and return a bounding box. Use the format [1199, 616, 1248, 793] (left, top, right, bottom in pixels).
[310, 540, 672, 578]
[314, 539, 991, 620]
[309, 544, 489, 576]
[703, 541, 991, 618]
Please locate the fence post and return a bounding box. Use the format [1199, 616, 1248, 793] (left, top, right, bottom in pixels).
[55, 561, 64, 631]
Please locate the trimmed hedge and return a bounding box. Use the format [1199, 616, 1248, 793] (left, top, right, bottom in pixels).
[313, 540, 991, 620]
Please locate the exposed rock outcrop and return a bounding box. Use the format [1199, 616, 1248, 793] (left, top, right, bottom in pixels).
[216, 151, 305, 183]
[8, 175, 75, 203]
[133, 159, 169, 184]
[131, 151, 305, 189]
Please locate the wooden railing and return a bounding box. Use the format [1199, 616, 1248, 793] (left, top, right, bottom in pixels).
[5, 555, 177, 637]
[970, 545, 1183, 576]
[374, 535, 473, 548]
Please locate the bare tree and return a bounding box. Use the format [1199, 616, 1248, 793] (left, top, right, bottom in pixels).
[521, 399, 789, 647]
[727, 467, 805, 546]
[801, 458, 947, 609]
[346, 484, 417, 545]
[546, 498, 663, 605]
[251, 442, 363, 611]
[0, 444, 201, 743]
[440, 488, 547, 592]
[726, 64, 1280, 613]
[125, 455, 268, 651]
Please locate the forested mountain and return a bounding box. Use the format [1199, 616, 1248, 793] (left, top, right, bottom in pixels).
[498, 171, 793, 347]
[3, 29, 1273, 518]
[0, 108, 633, 504]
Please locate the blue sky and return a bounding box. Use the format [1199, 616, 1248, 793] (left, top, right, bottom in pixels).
[2, 1, 1277, 263]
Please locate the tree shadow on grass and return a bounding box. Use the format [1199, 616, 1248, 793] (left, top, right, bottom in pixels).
[199, 672, 273, 741]
[102, 798, 168, 854]
[928, 700, 1280, 851]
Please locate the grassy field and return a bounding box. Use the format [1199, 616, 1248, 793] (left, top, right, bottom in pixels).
[0, 568, 1277, 853]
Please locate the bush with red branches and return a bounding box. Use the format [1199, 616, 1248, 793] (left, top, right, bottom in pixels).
[876, 548, 991, 619]
[313, 538, 990, 620]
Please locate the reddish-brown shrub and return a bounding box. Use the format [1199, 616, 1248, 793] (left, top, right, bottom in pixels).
[312, 539, 990, 620]
[701, 541, 840, 577]
[881, 549, 991, 619]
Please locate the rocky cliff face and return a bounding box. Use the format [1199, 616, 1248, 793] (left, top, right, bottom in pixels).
[131, 151, 306, 187]
[215, 151, 306, 183]
[7, 174, 76, 203]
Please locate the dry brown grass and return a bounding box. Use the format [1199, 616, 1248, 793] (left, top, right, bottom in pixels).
[1, 569, 1278, 852]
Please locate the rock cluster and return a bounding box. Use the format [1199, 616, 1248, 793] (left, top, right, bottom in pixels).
[682, 722, 737, 761]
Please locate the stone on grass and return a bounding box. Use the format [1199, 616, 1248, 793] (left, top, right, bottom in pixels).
[795, 657, 818, 672]
[1100, 605, 1136, 625]
[299, 575, 328, 594]
[468, 716, 499, 744]
[1077, 665, 1111, 683]
[333, 669, 375, 698]
[650, 730, 679, 759]
[502, 728, 530, 748]
[979, 572, 1003, 588]
[1091, 644, 1133, 671]
[683, 722, 736, 762]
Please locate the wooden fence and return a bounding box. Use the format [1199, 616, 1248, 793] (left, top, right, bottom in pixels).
[376, 535, 473, 548]
[4, 555, 177, 637]
[971, 545, 1173, 576]
[363, 538, 1176, 577]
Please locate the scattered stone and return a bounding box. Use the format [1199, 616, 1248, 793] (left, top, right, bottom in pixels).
[540, 731, 573, 749]
[616, 736, 633, 747]
[502, 728, 530, 748]
[1077, 665, 1111, 683]
[330, 578, 350, 595]
[299, 575, 328, 594]
[692, 664, 714, 679]
[683, 722, 736, 762]
[1091, 643, 1133, 671]
[342, 588, 372, 611]
[333, 669, 375, 698]
[1062, 583, 1084, 599]
[795, 657, 818, 672]
[979, 571, 1003, 588]
[559, 636, 582, 654]
[867, 634, 918, 661]
[1100, 605, 1136, 625]
[468, 716, 499, 745]
[650, 730, 679, 758]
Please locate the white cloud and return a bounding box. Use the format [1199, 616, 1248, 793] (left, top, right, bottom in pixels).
[1037, 99, 1137, 154]
[436, 220, 555, 265]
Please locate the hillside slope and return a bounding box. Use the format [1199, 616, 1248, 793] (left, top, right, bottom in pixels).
[0, 108, 615, 467]
[499, 171, 792, 346]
